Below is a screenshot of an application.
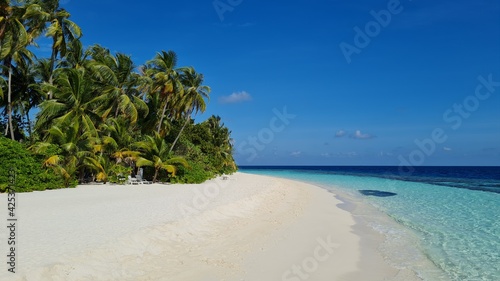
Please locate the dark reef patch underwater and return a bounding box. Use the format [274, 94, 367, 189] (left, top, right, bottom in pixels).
[358, 190, 397, 197]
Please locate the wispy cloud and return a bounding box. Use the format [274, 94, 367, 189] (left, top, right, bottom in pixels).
[335, 129, 376, 139]
[290, 151, 302, 157]
[350, 130, 376, 140]
[443, 147, 452, 151]
[219, 91, 252, 104]
[335, 130, 347, 138]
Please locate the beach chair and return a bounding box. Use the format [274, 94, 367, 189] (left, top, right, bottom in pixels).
[136, 174, 152, 184]
[127, 175, 140, 185]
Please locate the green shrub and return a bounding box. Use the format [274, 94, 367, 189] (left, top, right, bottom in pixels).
[0, 137, 68, 192]
[173, 162, 214, 184]
[108, 164, 132, 184]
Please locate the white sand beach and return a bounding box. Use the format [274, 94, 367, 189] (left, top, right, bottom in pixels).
[0, 173, 411, 280]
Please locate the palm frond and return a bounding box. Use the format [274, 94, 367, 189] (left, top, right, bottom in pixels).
[43, 155, 60, 167]
[136, 157, 153, 168]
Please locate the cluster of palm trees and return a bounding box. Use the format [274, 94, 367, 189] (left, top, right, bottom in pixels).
[0, 0, 236, 185]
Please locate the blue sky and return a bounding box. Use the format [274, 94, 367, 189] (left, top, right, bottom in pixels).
[54, 0, 499, 166]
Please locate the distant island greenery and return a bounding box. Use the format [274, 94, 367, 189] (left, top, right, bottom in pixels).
[0, 0, 237, 192]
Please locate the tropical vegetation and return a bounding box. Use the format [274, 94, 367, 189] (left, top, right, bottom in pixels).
[0, 0, 237, 192]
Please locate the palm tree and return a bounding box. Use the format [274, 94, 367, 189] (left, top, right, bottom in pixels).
[60, 39, 88, 70]
[35, 68, 99, 139]
[31, 123, 93, 185]
[98, 117, 140, 168]
[25, 0, 81, 99]
[45, 2, 81, 83]
[134, 131, 188, 182]
[78, 116, 141, 184]
[138, 89, 171, 135]
[3, 48, 34, 140]
[169, 66, 210, 153]
[9, 51, 40, 138]
[143, 50, 184, 135]
[205, 116, 236, 171]
[0, 0, 30, 140]
[0, 1, 28, 60]
[88, 45, 148, 124]
[84, 154, 110, 183]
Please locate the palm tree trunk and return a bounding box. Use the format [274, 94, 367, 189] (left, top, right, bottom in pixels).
[48, 43, 57, 100]
[7, 64, 15, 140]
[26, 110, 32, 139]
[153, 168, 159, 183]
[156, 98, 168, 133]
[0, 25, 6, 41]
[169, 113, 191, 154]
[48, 75, 54, 99]
[79, 166, 85, 183]
[114, 105, 120, 118]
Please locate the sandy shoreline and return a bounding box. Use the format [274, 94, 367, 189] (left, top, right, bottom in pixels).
[0, 172, 414, 280]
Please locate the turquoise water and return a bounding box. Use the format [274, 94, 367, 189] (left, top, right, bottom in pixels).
[241, 168, 500, 281]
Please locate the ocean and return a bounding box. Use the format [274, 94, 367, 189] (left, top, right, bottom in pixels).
[239, 166, 500, 281]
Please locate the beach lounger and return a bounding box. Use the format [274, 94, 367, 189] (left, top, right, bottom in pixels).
[136, 175, 152, 184]
[127, 176, 140, 185]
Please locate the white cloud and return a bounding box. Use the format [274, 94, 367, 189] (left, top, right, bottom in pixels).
[290, 151, 302, 157]
[218, 91, 252, 104]
[443, 147, 452, 151]
[335, 130, 347, 138]
[351, 130, 376, 140]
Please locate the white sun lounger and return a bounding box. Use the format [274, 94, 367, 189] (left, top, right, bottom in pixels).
[136, 175, 152, 184]
[127, 176, 140, 185]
